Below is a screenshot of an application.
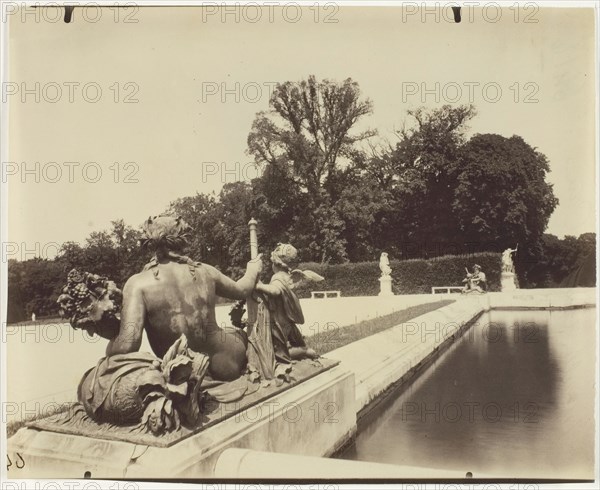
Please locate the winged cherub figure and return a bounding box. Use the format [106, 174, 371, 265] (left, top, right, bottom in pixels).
[246, 243, 324, 382]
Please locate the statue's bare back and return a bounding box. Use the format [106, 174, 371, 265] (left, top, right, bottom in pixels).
[108, 260, 260, 380]
[105, 216, 262, 382]
[124, 262, 220, 355]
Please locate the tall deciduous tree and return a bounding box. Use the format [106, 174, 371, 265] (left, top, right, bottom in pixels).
[247, 76, 374, 263]
[248, 76, 374, 193]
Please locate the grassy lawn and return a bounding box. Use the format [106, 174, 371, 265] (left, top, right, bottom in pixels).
[307, 299, 455, 356]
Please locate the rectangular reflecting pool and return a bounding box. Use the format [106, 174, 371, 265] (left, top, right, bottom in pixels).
[339, 308, 596, 479]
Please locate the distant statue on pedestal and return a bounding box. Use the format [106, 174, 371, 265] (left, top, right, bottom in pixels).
[462, 264, 487, 294]
[501, 245, 519, 291]
[379, 252, 392, 276]
[378, 252, 394, 296]
[502, 246, 518, 273]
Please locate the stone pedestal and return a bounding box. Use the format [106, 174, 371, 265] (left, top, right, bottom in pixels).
[501, 272, 517, 291]
[8, 364, 355, 480]
[378, 275, 394, 296]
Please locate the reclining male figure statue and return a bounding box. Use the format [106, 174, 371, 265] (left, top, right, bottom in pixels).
[58, 215, 263, 433]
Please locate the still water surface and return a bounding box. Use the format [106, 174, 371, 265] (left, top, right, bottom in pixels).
[340, 308, 596, 479]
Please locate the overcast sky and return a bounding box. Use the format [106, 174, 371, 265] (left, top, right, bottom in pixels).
[5, 5, 596, 259]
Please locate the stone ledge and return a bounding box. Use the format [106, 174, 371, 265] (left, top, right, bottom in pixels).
[486, 287, 596, 310]
[27, 358, 340, 448]
[8, 364, 356, 479]
[215, 448, 493, 479]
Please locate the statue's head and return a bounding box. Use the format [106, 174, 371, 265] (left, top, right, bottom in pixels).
[57, 268, 122, 338]
[271, 243, 299, 272]
[473, 264, 481, 271]
[141, 215, 191, 255]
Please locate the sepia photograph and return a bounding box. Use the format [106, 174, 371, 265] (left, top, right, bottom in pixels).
[1, 1, 598, 487]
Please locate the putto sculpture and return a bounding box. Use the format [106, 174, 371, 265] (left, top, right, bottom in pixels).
[55, 215, 325, 435]
[462, 264, 487, 294]
[250, 243, 322, 380]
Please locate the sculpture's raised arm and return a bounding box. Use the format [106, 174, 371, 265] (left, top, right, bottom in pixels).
[211, 255, 263, 300]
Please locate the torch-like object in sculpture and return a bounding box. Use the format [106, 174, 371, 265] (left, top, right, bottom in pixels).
[247, 218, 259, 323]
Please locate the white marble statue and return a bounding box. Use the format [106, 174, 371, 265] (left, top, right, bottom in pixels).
[502, 246, 518, 273]
[379, 252, 392, 277]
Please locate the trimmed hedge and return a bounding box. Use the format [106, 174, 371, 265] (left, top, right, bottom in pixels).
[295, 252, 502, 298]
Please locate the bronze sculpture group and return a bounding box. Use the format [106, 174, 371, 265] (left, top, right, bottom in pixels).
[56, 215, 323, 435]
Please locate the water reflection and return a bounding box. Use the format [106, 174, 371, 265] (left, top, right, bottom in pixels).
[340, 308, 596, 479]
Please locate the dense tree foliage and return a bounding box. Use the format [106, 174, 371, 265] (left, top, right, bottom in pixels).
[378, 105, 478, 247]
[6, 77, 592, 322]
[7, 258, 64, 322]
[526, 233, 596, 287]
